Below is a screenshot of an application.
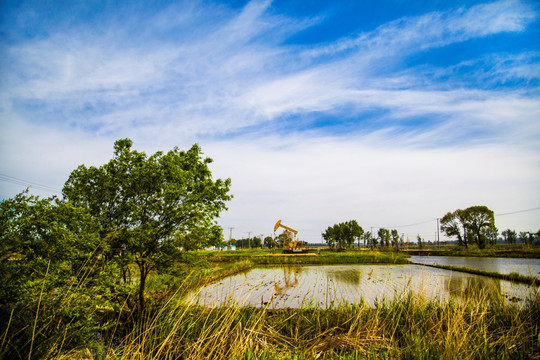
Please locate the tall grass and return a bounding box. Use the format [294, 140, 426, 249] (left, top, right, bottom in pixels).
[59, 290, 539, 359]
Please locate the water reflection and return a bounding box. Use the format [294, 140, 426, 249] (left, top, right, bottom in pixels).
[326, 268, 362, 285]
[445, 276, 502, 302]
[186, 264, 537, 309]
[410, 256, 540, 279]
[274, 267, 300, 294]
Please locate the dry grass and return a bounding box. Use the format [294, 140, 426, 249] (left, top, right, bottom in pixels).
[56, 290, 539, 360]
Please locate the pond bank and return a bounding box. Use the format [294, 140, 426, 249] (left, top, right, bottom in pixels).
[412, 262, 539, 285]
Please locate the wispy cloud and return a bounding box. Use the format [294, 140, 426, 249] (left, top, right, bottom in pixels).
[1, 0, 539, 239]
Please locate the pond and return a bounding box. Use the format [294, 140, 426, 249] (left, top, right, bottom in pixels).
[409, 256, 540, 279]
[186, 264, 538, 309]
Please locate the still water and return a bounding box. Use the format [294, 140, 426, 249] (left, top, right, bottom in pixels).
[409, 256, 540, 279]
[187, 264, 538, 309]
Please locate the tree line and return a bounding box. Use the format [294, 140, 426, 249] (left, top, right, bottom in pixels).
[324, 206, 539, 250]
[322, 220, 405, 250]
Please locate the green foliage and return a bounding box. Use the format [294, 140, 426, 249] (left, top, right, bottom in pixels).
[441, 205, 496, 249]
[0, 191, 123, 360]
[377, 228, 390, 248]
[502, 229, 518, 244]
[323, 220, 364, 250]
[62, 138, 232, 310]
[263, 236, 277, 249]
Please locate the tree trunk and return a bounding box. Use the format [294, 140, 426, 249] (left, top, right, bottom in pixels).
[137, 261, 149, 312]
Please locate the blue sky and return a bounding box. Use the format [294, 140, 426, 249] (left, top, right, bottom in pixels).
[1, 0, 539, 243]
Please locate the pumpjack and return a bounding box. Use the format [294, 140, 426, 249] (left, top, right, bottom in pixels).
[274, 220, 309, 254]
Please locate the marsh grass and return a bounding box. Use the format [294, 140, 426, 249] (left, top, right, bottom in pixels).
[58, 286, 539, 359]
[418, 263, 539, 285]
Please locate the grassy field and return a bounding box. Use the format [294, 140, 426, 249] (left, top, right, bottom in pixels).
[201, 248, 410, 265]
[401, 244, 540, 258]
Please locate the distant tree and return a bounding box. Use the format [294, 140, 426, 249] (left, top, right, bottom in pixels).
[502, 229, 517, 245]
[323, 220, 364, 250]
[441, 206, 495, 249]
[519, 231, 534, 245]
[391, 229, 400, 249]
[62, 138, 232, 311]
[378, 228, 390, 248]
[264, 236, 276, 248]
[252, 236, 262, 248]
[461, 206, 495, 250]
[417, 234, 424, 248]
[364, 231, 375, 249]
[440, 209, 468, 247]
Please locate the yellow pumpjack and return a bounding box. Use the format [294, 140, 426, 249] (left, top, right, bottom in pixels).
[274, 220, 309, 254]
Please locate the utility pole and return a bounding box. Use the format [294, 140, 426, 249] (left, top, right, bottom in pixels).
[227, 227, 234, 246]
[436, 218, 440, 248]
[247, 231, 252, 249]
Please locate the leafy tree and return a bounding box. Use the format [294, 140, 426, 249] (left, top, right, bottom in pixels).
[519, 231, 534, 245]
[501, 229, 517, 245]
[377, 228, 390, 248]
[323, 220, 364, 250]
[264, 236, 276, 248]
[441, 206, 496, 249]
[62, 138, 232, 310]
[462, 206, 495, 249]
[251, 236, 262, 248]
[417, 234, 424, 248]
[440, 209, 468, 247]
[391, 229, 400, 249]
[322, 224, 339, 249]
[364, 231, 376, 249]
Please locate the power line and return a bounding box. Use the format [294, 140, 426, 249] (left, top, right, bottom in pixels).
[372, 218, 435, 230]
[0, 173, 62, 194]
[496, 206, 540, 216]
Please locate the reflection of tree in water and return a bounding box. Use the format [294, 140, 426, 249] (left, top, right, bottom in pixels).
[326, 269, 362, 285]
[274, 267, 301, 294]
[445, 275, 501, 301]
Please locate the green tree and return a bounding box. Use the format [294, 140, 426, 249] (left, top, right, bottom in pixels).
[323, 220, 364, 250]
[462, 206, 495, 250]
[378, 228, 390, 248]
[440, 209, 469, 247]
[364, 231, 376, 249]
[519, 231, 533, 245]
[501, 229, 517, 245]
[391, 229, 400, 249]
[264, 236, 276, 248]
[62, 138, 232, 311]
[322, 224, 339, 249]
[417, 234, 424, 248]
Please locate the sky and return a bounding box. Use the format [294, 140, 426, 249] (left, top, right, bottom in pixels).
[1, 0, 539, 244]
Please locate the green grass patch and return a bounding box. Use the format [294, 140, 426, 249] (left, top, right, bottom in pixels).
[202, 249, 409, 265]
[402, 244, 540, 258]
[417, 263, 539, 285]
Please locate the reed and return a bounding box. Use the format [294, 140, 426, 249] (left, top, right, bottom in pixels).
[58, 287, 539, 359]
